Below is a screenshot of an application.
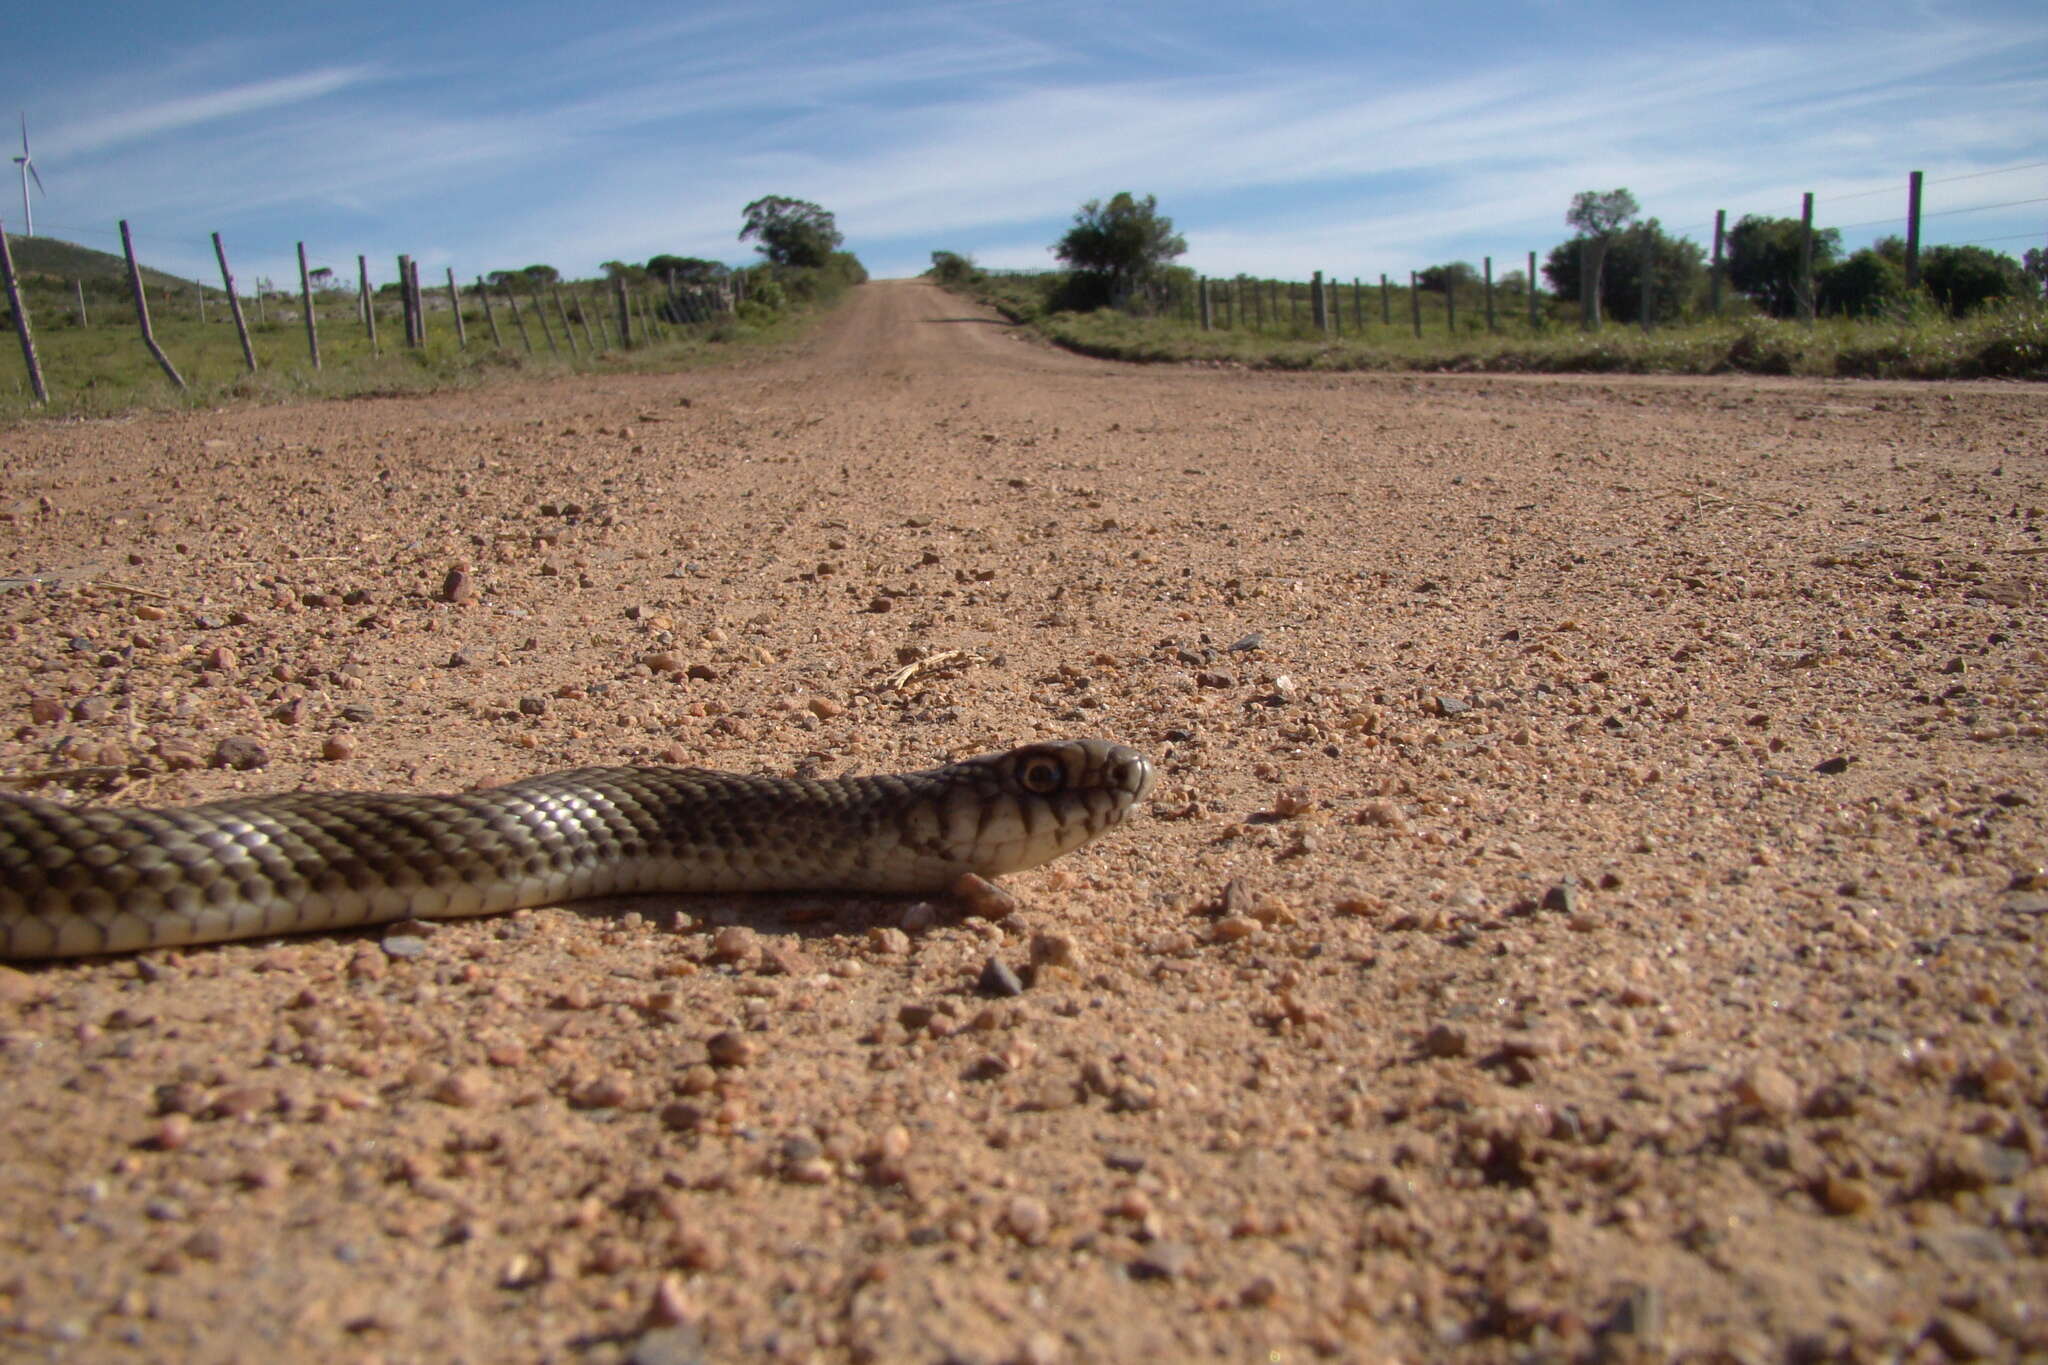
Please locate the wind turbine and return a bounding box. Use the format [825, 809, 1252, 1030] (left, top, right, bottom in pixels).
[13, 113, 45, 237]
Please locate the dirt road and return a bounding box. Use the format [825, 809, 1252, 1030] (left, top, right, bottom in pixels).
[3, 280, 2046, 1361]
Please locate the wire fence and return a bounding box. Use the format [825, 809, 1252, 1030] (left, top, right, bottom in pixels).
[996, 161, 2048, 341]
[1, 216, 745, 407]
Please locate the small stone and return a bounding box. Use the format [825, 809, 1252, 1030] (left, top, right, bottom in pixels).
[441, 566, 474, 603]
[380, 935, 428, 960]
[429, 1068, 493, 1109]
[1029, 931, 1083, 975]
[27, 696, 63, 724]
[978, 956, 1025, 997]
[1540, 880, 1580, 914]
[866, 926, 912, 956]
[1814, 755, 1854, 775]
[643, 652, 684, 674]
[1195, 670, 1234, 689]
[706, 1031, 757, 1067]
[1433, 695, 1471, 716]
[1003, 1195, 1052, 1245]
[710, 926, 759, 964]
[952, 873, 1018, 919]
[807, 696, 844, 718]
[1271, 787, 1314, 817]
[1210, 915, 1260, 943]
[1816, 1173, 1874, 1216]
[1422, 1023, 1469, 1058]
[658, 1102, 707, 1133]
[1130, 1240, 1195, 1280]
[321, 734, 357, 761]
[1927, 1311, 2002, 1361]
[517, 695, 548, 716]
[570, 1072, 637, 1109]
[210, 736, 269, 771]
[1239, 1274, 1282, 1308]
[1734, 1064, 1799, 1117]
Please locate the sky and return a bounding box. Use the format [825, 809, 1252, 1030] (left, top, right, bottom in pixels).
[5, 0, 2044, 291]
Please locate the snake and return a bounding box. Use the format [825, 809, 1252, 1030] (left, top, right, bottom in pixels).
[0, 739, 1154, 959]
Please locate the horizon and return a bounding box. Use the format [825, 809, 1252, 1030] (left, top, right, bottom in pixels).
[5, 1, 2043, 293]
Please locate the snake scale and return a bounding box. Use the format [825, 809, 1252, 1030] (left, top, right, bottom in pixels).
[0, 739, 1153, 959]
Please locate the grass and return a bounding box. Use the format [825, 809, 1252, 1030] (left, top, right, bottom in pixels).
[956, 270, 2048, 381]
[2, 235, 871, 418]
[0, 282, 839, 419]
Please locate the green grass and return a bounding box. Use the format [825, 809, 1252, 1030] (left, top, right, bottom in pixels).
[1, 279, 840, 418]
[957, 271, 2048, 381]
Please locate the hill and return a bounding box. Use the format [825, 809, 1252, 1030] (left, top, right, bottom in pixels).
[3, 233, 216, 295]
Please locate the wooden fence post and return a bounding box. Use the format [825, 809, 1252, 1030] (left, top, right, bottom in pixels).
[118, 221, 186, 390]
[195, 286, 206, 325]
[408, 258, 427, 346]
[74, 278, 88, 328]
[1528, 250, 1539, 328]
[1409, 271, 1421, 339]
[502, 281, 536, 353]
[528, 285, 559, 353]
[0, 221, 49, 404]
[296, 241, 321, 369]
[572, 288, 598, 351]
[395, 255, 413, 348]
[1904, 171, 1923, 291]
[1484, 256, 1495, 332]
[475, 276, 504, 348]
[446, 268, 468, 348]
[1353, 277, 1363, 332]
[1798, 191, 1815, 324]
[614, 275, 632, 348]
[1379, 274, 1390, 326]
[1310, 270, 1327, 334]
[1709, 212, 1725, 316]
[550, 287, 579, 354]
[212, 232, 257, 373]
[1445, 274, 1456, 334]
[358, 255, 378, 354]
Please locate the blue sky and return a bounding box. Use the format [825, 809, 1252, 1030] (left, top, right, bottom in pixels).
[7, 0, 2044, 291]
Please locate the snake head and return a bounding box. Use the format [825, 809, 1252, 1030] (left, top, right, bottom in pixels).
[928, 739, 1154, 878]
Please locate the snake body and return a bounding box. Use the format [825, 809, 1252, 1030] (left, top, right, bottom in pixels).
[0, 739, 1153, 959]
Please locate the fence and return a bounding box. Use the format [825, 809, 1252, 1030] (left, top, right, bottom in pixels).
[2, 218, 746, 407]
[1047, 162, 2047, 341]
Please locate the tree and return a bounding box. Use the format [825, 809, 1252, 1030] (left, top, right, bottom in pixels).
[1544, 220, 1705, 325]
[1725, 215, 1841, 318]
[307, 266, 335, 290]
[646, 255, 727, 284]
[1920, 245, 2027, 316]
[1417, 262, 1479, 294]
[739, 196, 843, 269]
[1052, 192, 1187, 308]
[1817, 249, 1908, 318]
[2025, 246, 2048, 301]
[1563, 188, 1639, 325]
[928, 251, 976, 286]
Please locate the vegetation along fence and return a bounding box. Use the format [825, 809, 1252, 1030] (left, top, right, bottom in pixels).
[1076, 164, 2046, 341]
[0, 218, 749, 409]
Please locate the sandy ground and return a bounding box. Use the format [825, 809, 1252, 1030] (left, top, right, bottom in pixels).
[1, 280, 2045, 1364]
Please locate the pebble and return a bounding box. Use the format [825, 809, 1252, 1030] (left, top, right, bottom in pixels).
[866, 927, 912, 956]
[1734, 1064, 1799, 1118]
[441, 566, 474, 603]
[210, 736, 269, 771]
[380, 936, 428, 960]
[706, 1031, 757, 1067]
[710, 926, 760, 964]
[1210, 915, 1260, 943]
[1029, 931, 1083, 974]
[1422, 1023, 1469, 1058]
[1003, 1195, 1052, 1245]
[1130, 1241, 1195, 1280]
[978, 956, 1025, 997]
[952, 873, 1019, 919]
[428, 1069, 493, 1109]
[321, 734, 357, 761]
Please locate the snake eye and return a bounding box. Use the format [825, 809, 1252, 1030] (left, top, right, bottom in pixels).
[1015, 753, 1066, 795]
